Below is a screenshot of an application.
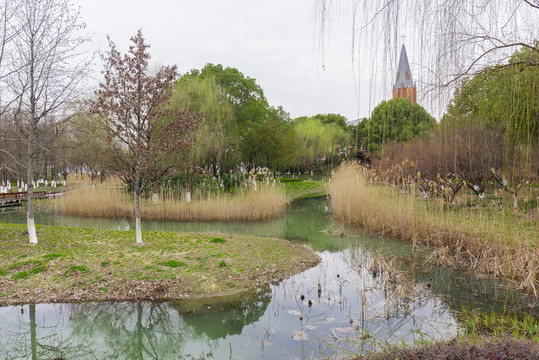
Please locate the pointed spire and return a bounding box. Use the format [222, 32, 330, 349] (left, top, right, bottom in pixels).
[394, 44, 415, 89]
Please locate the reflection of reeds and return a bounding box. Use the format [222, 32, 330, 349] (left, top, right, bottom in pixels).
[54, 183, 287, 222]
[329, 163, 538, 296]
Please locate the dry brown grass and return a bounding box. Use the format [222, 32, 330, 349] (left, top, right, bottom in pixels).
[329, 162, 539, 296]
[54, 183, 287, 222]
[66, 173, 124, 187]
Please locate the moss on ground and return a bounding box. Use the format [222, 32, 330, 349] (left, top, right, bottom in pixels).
[0, 223, 320, 305]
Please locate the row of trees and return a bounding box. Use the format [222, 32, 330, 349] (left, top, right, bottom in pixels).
[0, 0, 360, 245]
[0, 0, 90, 244]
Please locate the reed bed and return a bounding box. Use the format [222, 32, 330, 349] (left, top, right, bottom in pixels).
[54, 183, 287, 222]
[65, 173, 125, 187]
[329, 162, 539, 296]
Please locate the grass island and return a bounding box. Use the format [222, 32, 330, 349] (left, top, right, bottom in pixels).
[0, 222, 320, 306]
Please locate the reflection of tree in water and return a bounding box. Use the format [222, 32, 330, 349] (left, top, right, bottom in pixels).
[68, 302, 189, 359]
[173, 287, 272, 340]
[0, 304, 90, 359]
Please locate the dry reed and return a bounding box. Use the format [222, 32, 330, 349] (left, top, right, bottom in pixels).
[66, 173, 124, 187]
[54, 183, 287, 222]
[329, 162, 539, 297]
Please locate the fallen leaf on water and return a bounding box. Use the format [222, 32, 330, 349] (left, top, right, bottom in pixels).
[287, 309, 302, 316]
[292, 331, 308, 341]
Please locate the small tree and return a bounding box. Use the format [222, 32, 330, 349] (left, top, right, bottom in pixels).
[90, 30, 201, 244]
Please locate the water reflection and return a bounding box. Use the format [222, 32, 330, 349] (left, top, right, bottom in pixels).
[0, 198, 535, 359]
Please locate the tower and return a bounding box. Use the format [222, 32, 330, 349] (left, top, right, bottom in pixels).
[393, 45, 417, 104]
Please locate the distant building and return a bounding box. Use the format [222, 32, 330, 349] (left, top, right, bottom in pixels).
[393, 45, 417, 104]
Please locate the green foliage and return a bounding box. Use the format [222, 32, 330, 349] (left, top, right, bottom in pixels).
[43, 253, 62, 261]
[12, 271, 30, 280]
[8, 259, 43, 270]
[100, 261, 111, 267]
[446, 46, 539, 145]
[29, 266, 46, 275]
[358, 98, 436, 154]
[310, 113, 349, 131]
[0, 268, 6, 276]
[181, 64, 270, 169]
[256, 108, 297, 169]
[172, 75, 237, 173]
[210, 237, 227, 244]
[279, 178, 302, 183]
[161, 260, 187, 268]
[293, 115, 351, 170]
[177, 64, 297, 171]
[65, 265, 90, 276]
[159, 172, 222, 197]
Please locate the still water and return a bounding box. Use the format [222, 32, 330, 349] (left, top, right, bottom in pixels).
[0, 198, 534, 359]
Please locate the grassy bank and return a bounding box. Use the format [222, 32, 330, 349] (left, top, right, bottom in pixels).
[359, 310, 539, 359]
[0, 223, 320, 305]
[282, 178, 326, 201]
[53, 183, 287, 222]
[361, 336, 539, 360]
[329, 163, 538, 296]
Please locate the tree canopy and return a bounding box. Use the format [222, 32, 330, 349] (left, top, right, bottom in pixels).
[357, 98, 436, 153]
[293, 115, 351, 171]
[445, 46, 539, 145]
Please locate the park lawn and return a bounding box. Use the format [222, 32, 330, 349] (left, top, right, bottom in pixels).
[283, 180, 326, 202]
[0, 223, 320, 305]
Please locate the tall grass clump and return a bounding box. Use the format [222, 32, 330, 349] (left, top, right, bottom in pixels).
[329, 162, 538, 296]
[54, 182, 286, 222]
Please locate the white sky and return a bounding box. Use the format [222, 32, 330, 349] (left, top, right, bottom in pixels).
[72, 0, 376, 121]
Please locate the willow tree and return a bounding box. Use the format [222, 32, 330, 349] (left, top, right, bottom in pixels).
[293, 116, 351, 172]
[90, 30, 201, 244]
[172, 75, 236, 177]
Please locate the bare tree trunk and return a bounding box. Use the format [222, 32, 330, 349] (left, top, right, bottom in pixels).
[27, 85, 37, 244]
[27, 163, 37, 244]
[134, 173, 142, 244]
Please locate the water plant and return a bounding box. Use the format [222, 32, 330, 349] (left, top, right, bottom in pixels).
[329, 162, 538, 296]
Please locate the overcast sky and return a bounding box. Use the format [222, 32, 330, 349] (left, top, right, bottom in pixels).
[72, 0, 377, 121]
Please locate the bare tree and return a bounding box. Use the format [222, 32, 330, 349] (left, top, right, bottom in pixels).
[90, 30, 202, 245]
[3, 0, 90, 244]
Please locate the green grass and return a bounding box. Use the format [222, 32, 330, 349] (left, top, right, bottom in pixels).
[0, 222, 320, 305]
[283, 180, 326, 202]
[161, 260, 187, 268]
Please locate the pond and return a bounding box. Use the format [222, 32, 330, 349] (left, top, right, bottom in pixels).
[0, 198, 534, 359]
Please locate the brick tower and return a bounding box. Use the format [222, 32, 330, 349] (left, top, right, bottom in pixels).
[393, 45, 417, 104]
